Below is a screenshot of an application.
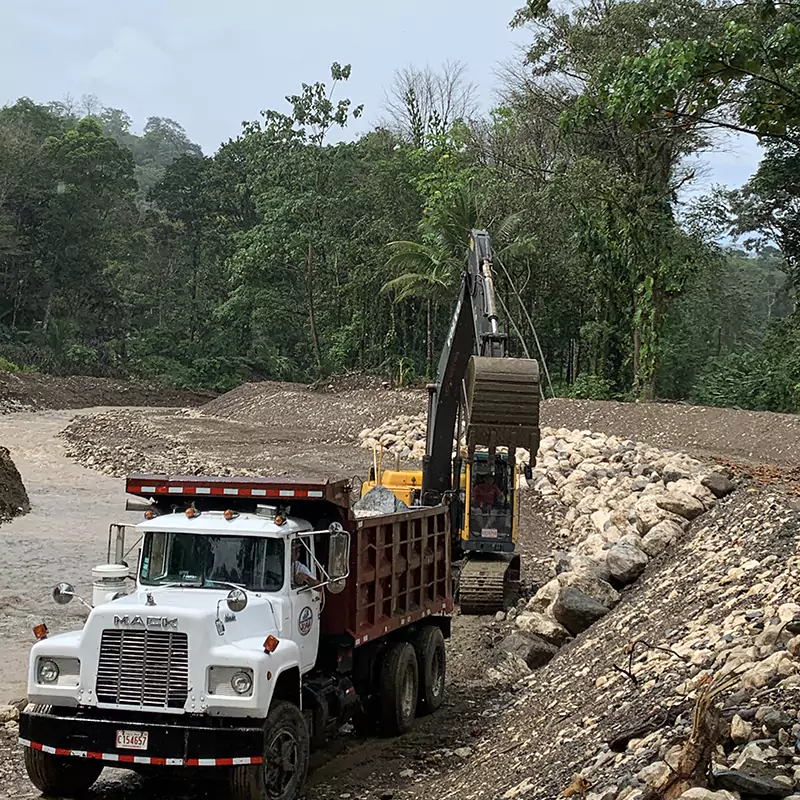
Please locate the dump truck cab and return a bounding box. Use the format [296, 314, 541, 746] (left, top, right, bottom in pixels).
[29, 509, 317, 715]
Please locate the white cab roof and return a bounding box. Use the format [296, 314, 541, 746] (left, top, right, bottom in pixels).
[135, 511, 313, 538]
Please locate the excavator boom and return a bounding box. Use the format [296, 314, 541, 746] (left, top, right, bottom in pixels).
[421, 230, 541, 614]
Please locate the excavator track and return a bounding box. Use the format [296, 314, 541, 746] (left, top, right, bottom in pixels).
[457, 554, 521, 615]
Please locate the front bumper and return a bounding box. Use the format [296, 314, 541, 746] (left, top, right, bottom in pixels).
[20, 707, 264, 767]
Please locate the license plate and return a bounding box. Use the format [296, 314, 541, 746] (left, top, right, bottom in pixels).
[481, 528, 499, 538]
[116, 729, 149, 751]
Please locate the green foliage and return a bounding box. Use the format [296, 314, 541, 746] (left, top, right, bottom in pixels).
[0, 356, 21, 372]
[0, 34, 798, 416]
[568, 374, 614, 400]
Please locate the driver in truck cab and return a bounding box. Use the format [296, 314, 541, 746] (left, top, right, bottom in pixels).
[291, 538, 322, 589]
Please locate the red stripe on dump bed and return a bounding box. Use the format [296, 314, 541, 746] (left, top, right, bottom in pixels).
[126, 484, 328, 500]
[19, 739, 262, 767]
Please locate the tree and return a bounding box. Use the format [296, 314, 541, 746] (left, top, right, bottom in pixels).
[382, 61, 478, 146]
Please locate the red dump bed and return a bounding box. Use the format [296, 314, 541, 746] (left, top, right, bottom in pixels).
[321, 506, 453, 647]
[126, 474, 453, 648]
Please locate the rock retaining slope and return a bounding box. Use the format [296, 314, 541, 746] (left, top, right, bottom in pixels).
[402, 488, 800, 800]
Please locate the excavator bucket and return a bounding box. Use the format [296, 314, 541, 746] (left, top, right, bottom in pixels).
[464, 356, 540, 457]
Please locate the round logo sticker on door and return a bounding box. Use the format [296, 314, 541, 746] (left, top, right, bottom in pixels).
[298, 606, 313, 636]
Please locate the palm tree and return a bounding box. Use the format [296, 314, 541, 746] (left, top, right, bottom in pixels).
[382, 239, 461, 377]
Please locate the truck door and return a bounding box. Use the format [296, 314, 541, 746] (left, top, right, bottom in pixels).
[289, 535, 321, 672]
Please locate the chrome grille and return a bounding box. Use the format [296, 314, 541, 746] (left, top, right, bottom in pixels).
[96, 629, 188, 709]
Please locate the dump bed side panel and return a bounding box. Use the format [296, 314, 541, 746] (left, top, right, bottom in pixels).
[320, 506, 452, 646]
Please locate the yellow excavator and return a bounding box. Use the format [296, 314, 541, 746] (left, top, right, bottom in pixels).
[362, 230, 541, 613]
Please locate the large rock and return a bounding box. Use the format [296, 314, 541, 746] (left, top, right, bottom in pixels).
[567, 553, 613, 584]
[487, 650, 531, 684]
[655, 491, 704, 520]
[499, 632, 558, 668]
[516, 612, 572, 645]
[353, 484, 409, 515]
[552, 587, 609, 635]
[0, 447, 29, 522]
[713, 771, 794, 797]
[606, 542, 649, 584]
[641, 520, 683, 557]
[526, 578, 560, 613]
[701, 472, 735, 498]
[559, 570, 620, 609]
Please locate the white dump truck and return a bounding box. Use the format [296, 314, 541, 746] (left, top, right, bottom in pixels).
[20, 473, 452, 800]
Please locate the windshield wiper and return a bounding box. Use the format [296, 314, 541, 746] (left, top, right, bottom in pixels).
[204, 578, 246, 591]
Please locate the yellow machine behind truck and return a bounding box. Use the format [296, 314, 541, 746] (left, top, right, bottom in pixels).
[362, 230, 541, 613]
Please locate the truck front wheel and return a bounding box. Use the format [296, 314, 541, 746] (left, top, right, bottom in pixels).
[230, 701, 310, 800]
[413, 625, 446, 715]
[379, 641, 419, 736]
[24, 746, 103, 797]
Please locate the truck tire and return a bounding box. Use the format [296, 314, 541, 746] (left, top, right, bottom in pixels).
[379, 641, 418, 736]
[230, 701, 310, 800]
[413, 625, 446, 715]
[24, 746, 103, 797]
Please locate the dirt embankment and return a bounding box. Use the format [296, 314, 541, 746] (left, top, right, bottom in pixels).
[0, 372, 212, 414]
[542, 398, 800, 470]
[399, 488, 800, 800]
[0, 447, 28, 522]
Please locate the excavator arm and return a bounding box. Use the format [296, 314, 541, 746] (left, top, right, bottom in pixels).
[422, 230, 540, 500]
[421, 230, 541, 613]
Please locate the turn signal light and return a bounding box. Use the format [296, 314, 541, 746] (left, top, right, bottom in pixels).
[274, 515, 285, 526]
[33, 623, 48, 640]
[264, 635, 279, 654]
[144, 510, 156, 520]
[224, 509, 237, 521]
[185, 507, 198, 518]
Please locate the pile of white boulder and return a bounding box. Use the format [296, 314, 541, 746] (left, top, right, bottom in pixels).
[360, 414, 736, 666]
[498, 426, 735, 674]
[358, 414, 429, 461]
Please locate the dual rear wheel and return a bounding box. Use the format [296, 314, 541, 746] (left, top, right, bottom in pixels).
[376, 624, 447, 736]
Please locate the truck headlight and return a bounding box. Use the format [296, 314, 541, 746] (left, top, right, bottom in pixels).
[231, 671, 253, 695]
[36, 657, 80, 686]
[208, 666, 254, 697]
[38, 659, 60, 683]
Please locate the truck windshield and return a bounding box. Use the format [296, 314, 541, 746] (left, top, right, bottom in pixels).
[140, 532, 284, 592]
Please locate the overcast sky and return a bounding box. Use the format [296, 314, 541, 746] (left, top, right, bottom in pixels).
[1, 0, 761, 199]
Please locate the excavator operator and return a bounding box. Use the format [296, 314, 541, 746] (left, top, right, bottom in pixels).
[472, 471, 505, 512]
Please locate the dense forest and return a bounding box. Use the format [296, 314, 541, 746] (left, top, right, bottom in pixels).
[0, 0, 798, 412]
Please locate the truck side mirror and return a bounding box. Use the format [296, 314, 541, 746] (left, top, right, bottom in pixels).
[326, 524, 350, 594]
[53, 582, 75, 605]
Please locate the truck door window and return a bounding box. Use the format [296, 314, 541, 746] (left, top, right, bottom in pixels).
[291, 536, 315, 589]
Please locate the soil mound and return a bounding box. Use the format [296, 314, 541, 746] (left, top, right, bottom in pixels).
[0, 448, 29, 522]
[0, 372, 210, 414]
[542, 398, 800, 468]
[201, 380, 424, 437]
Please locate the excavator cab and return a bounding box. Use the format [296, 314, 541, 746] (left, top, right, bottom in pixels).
[465, 452, 515, 551]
